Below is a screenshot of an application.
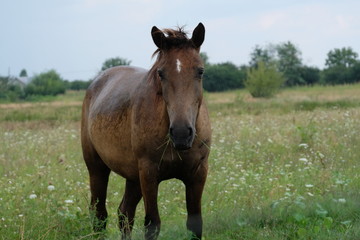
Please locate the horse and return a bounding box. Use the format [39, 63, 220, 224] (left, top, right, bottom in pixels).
[81, 23, 211, 240]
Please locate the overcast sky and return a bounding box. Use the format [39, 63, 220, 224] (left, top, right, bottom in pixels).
[1, 0, 359, 81]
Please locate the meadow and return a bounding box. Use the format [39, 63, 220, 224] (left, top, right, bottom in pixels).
[1, 84, 360, 240]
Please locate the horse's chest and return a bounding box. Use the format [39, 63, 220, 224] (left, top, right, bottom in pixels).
[156, 145, 207, 180]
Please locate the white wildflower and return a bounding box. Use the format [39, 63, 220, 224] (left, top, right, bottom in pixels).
[29, 194, 37, 199]
[305, 184, 314, 188]
[64, 199, 74, 204]
[338, 198, 346, 203]
[299, 158, 308, 163]
[335, 179, 345, 185]
[299, 143, 308, 148]
[47, 185, 55, 191]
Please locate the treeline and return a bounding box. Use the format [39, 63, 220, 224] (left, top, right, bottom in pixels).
[0, 57, 132, 102]
[0, 70, 92, 101]
[1, 45, 360, 101]
[203, 43, 360, 92]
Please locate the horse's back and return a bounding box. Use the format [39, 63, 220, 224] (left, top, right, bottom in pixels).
[86, 66, 147, 117]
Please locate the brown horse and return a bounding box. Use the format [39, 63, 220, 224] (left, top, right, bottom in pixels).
[81, 23, 211, 240]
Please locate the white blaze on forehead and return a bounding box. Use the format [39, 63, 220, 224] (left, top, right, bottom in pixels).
[176, 59, 182, 73]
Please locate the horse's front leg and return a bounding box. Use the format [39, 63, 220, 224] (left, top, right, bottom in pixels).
[139, 161, 161, 240]
[184, 165, 207, 240]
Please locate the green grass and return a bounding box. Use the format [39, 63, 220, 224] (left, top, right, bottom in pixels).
[1, 85, 360, 239]
[0, 90, 86, 104]
[0, 106, 82, 122]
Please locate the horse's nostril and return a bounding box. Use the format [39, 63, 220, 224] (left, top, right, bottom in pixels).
[188, 127, 193, 137]
[169, 126, 193, 140]
[169, 127, 174, 136]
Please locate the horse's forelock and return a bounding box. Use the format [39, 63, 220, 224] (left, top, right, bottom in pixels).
[163, 27, 188, 39]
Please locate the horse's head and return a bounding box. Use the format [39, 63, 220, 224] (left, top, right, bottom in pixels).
[151, 23, 205, 151]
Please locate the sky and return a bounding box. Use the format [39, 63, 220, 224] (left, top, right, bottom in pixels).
[1, 0, 360, 81]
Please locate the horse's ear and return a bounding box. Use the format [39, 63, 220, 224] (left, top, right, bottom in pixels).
[191, 23, 205, 49]
[151, 26, 166, 49]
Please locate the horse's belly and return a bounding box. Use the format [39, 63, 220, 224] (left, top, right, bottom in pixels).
[89, 117, 139, 180]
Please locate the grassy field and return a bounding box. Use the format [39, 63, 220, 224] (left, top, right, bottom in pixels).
[1, 85, 360, 239]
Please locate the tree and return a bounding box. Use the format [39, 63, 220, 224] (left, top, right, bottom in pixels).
[321, 65, 352, 85]
[249, 42, 304, 86]
[0, 76, 26, 101]
[69, 80, 92, 90]
[322, 47, 359, 84]
[249, 45, 276, 68]
[19, 69, 28, 77]
[203, 62, 246, 92]
[101, 57, 131, 71]
[25, 70, 66, 96]
[276, 41, 304, 86]
[300, 66, 320, 85]
[325, 47, 358, 68]
[245, 61, 284, 98]
[350, 61, 360, 83]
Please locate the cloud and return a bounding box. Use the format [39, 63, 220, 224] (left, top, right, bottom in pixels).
[81, 0, 117, 8]
[202, 2, 360, 68]
[258, 12, 286, 30]
[254, 3, 360, 37]
[75, 0, 163, 24]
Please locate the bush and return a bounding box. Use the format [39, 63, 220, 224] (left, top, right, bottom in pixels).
[25, 70, 66, 96]
[300, 66, 320, 85]
[0, 76, 26, 101]
[203, 62, 246, 92]
[321, 66, 352, 85]
[68, 80, 92, 90]
[350, 61, 360, 83]
[245, 61, 285, 98]
[101, 57, 131, 71]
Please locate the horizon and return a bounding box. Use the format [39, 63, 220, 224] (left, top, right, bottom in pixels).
[1, 0, 359, 81]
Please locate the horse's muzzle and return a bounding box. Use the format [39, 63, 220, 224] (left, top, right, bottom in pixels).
[169, 126, 194, 151]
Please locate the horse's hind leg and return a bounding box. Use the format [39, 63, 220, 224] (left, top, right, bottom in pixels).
[118, 180, 142, 240]
[83, 144, 111, 232]
[89, 165, 111, 232]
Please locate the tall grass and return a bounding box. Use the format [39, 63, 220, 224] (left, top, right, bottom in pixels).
[1, 85, 360, 239]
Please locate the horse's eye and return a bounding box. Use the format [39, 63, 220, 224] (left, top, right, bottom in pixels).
[157, 69, 164, 79]
[197, 68, 204, 77]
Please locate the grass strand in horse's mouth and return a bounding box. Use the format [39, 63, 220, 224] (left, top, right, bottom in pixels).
[156, 134, 210, 169]
[195, 133, 211, 150]
[157, 134, 184, 169]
